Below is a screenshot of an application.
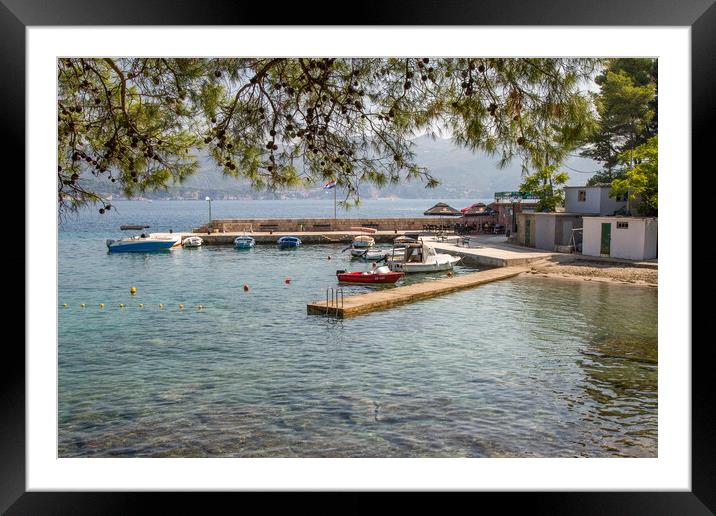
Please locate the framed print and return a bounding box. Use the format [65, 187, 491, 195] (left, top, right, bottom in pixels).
[6, 0, 713, 512]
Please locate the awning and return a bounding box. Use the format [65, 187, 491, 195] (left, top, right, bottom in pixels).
[423, 202, 462, 216]
[462, 205, 496, 217]
[460, 202, 487, 213]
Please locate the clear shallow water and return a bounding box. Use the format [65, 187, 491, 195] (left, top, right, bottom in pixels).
[58, 200, 657, 458]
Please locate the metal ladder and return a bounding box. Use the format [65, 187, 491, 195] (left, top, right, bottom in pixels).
[325, 287, 344, 317]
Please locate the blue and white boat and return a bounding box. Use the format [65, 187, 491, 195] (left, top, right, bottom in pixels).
[234, 235, 256, 249]
[106, 233, 180, 253]
[277, 236, 301, 248]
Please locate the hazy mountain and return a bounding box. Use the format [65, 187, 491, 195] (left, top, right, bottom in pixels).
[84, 135, 602, 201]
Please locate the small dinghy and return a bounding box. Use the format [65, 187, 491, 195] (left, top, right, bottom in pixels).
[356, 248, 390, 260]
[350, 226, 378, 234]
[182, 236, 203, 248]
[351, 235, 375, 248]
[277, 236, 301, 248]
[234, 235, 256, 249]
[336, 265, 404, 284]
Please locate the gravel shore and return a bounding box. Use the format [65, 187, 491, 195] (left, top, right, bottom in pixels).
[526, 258, 657, 287]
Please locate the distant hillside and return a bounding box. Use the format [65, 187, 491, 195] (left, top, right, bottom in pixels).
[82, 135, 601, 201]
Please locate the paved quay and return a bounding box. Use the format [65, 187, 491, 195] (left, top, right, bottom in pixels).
[426, 235, 560, 267]
[307, 266, 527, 318]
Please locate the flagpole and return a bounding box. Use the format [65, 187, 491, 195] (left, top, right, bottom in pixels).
[333, 182, 337, 222]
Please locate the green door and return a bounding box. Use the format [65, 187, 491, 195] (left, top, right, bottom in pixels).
[525, 219, 531, 246]
[600, 222, 611, 255]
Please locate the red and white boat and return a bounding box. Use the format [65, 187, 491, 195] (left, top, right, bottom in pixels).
[336, 265, 404, 284]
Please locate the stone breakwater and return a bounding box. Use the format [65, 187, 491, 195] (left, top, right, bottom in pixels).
[194, 217, 458, 234]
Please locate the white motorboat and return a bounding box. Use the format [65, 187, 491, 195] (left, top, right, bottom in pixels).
[182, 236, 203, 248]
[355, 247, 406, 261]
[106, 233, 181, 253]
[388, 241, 461, 273]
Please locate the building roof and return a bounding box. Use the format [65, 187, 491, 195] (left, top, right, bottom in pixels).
[564, 184, 612, 189]
[493, 198, 539, 205]
[519, 211, 597, 217]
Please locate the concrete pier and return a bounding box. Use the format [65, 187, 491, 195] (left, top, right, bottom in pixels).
[426, 235, 559, 267]
[307, 266, 527, 318]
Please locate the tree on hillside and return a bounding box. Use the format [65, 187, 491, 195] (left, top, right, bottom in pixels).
[518, 165, 569, 212]
[57, 57, 599, 214]
[581, 58, 656, 185]
[610, 136, 658, 216]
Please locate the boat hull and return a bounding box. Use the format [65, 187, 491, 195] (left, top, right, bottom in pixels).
[389, 255, 461, 273]
[277, 236, 301, 247]
[336, 271, 404, 284]
[234, 237, 256, 249]
[107, 239, 178, 253]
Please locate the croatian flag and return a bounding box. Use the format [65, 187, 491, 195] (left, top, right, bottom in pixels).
[323, 180, 336, 190]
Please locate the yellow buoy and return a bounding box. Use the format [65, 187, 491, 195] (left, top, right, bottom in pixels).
[138, 303, 144, 308]
[62, 303, 68, 308]
[130, 287, 137, 295]
[119, 303, 125, 308]
[197, 304, 203, 310]
[179, 304, 184, 310]
[99, 303, 105, 309]
[159, 303, 164, 309]
[80, 303, 86, 308]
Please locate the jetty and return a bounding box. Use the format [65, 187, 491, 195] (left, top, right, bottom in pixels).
[307, 266, 527, 318]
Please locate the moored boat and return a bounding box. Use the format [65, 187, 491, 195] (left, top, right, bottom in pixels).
[234, 235, 256, 249]
[336, 265, 404, 284]
[388, 241, 461, 273]
[106, 234, 180, 253]
[182, 236, 203, 248]
[355, 248, 389, 260]
[277, 236, 301, 248]
[351, 235, 375, 248]
[349, 226, 378, 234]
[394, 235, 417, 244]
[354, 247, 406, 261]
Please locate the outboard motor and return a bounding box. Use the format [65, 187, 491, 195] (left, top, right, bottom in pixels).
[105, 239, 115, 248]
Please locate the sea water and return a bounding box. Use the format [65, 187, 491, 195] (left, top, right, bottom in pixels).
[58, 200, 657, 457]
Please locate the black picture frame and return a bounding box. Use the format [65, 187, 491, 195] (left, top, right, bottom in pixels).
[6, 0, 712, 512]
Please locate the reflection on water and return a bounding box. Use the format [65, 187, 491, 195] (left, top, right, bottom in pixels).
[59, 217, 657, 458]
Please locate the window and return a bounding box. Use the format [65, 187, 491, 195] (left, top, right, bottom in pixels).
[617, 221, 629, 229]
[578, 190, 586, 202]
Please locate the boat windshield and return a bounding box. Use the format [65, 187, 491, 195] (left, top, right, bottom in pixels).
[405, 245, 424, 263]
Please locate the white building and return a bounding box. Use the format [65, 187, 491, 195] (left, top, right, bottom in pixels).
[516, 212, 587, 251]
[582, 217, 657, 261]
[564, 185, 628, 215]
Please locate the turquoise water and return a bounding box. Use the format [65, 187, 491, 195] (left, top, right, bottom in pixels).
[58, 200, 658, 457]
